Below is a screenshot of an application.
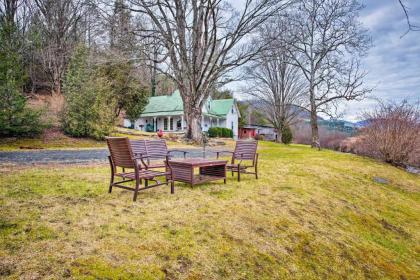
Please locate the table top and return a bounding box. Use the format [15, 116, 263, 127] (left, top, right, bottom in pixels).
[167, 158, 227, 167]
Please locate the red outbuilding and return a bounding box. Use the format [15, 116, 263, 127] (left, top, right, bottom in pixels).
[239, 127, 257, 139]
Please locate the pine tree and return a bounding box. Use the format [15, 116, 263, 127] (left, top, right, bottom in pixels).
[62, 45, 116, 139]
[0, 12, 44, 137]
[102, 0, 148, 122]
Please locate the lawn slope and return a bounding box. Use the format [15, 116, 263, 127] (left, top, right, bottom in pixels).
[0, 142, 419, 279]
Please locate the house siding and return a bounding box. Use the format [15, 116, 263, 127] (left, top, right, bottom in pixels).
[226, 105, 239, 139]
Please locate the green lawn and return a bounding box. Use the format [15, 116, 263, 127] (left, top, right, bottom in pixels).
[0, 142, 419, 279]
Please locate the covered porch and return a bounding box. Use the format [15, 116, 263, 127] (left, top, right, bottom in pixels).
[136, 114, 185, 132]
[133, 114, 226, 133]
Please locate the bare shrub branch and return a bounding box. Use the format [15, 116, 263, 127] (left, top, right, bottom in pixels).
[360, 100, 420, 167]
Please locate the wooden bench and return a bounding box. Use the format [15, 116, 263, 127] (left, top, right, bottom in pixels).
[106, 137, 174, 201]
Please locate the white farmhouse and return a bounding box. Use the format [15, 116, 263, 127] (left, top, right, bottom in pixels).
[123, 90, 240, 138]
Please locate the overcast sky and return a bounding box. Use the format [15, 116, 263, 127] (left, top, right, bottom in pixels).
[227, 0, 420, 122]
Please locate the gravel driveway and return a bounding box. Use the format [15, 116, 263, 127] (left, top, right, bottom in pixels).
[0, 148, 221, 165]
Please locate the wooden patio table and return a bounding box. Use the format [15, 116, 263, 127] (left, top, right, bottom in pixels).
[167, 158, 227, 186]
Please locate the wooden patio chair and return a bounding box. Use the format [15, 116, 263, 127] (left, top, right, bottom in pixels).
[215, 140, 259, 182]
[106, 137, 174, 201]
[130, 139, 188, 169]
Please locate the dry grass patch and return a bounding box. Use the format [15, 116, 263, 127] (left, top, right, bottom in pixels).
[0, 142, 419, 279]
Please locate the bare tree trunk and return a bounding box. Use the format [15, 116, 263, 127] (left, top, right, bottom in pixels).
[310, 99, 320, 149]
[150, 46, 158, 97]
[276, 128, 282, 143]
[185, 113, 202, 142]
[52, 69, 62, 95]
[183, 97, 202, 142]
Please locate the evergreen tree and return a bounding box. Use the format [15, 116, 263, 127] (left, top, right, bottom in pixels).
[62, 45, 116, 139]
[122, 84, 149, 124]
[110, 0, 135, 56]
[0, 11, 44, 137]
[281, 125, 293, 144]
[102, 0, 148, 122]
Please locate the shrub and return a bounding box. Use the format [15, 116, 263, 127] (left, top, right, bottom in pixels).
[255, 134, 264, 141]
[208, 127, 233, 138]
[208, 127, 218, 137]
[281, 126, 293, 144]
[358, 101, 419, 167]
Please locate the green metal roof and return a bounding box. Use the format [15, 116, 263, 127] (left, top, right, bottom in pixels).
[209, 99, 234, 116]
[140, 90, 235, 118]
[140, 90, 183, 117]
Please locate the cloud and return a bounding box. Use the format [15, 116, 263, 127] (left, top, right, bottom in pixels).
[339, 0, 420, 121]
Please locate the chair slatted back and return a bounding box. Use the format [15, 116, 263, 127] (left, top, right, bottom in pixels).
[233, 140, 258, 160]
[145, 139, 168, 160]
[130, 139, 147, 157]
[106, 137, 135, 168]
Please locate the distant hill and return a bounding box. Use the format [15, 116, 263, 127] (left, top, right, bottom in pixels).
[239, 99, 324, 124]
[318, 119, 358, 134]
[354, 120, 370, 128]
[239, 99, 365, 134]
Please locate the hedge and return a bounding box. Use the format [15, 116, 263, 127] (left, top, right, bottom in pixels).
[208, 127, 233, 138]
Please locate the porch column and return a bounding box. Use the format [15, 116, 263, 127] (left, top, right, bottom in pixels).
[181, 115, 184, 130]
[201, 115, 205, 130]
[217, 118, 219, 127]
[167, 116, 171, 131]
[210, 117, 212, 128]
[153, 117, 157, 132]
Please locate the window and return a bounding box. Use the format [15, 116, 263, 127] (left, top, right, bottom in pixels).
[231, 107, 234, 114]
[231, 121, 234, 130]
[164, 118, 168, 130]
[177, 120, 181, 129]
[170, 118, 173, 130]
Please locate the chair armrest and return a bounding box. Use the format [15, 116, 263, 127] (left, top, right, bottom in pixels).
[133, 153, 150, 159]
[235, 153, 255, 158]
[133, 153, 150, 169]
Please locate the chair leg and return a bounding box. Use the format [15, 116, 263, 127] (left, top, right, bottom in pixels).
[145, 179, 148, 187]
[109, 178, 113, 193]
[108, 168, 114, 193]
[133, 178, 140, 202]
[171, 181, 174, 194]
[237, 170, 241, 182]
[108, 156, 114, 193]
[255, 166, 258, 179]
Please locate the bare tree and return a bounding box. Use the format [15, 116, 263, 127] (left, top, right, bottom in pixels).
[128, 0, 290, 142]
[244, 21, 306, 143]
[31, 0, 86, 95]
[283, 0, 371, 149]
[0, 0, 32, 34]
[0, 0, 18, 25]
[398, 0, 419, 37]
